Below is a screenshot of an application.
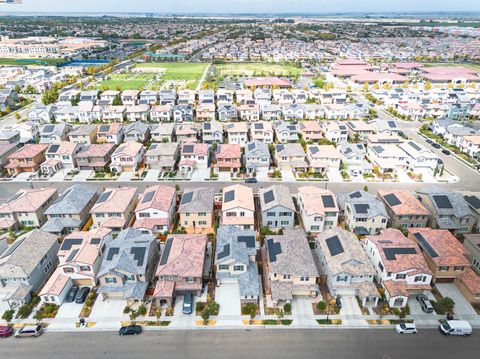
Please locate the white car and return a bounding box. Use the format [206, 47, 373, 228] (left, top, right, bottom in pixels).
[395, 323, 417, 334]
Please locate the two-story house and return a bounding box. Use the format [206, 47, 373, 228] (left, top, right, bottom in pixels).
[144, 142, 179, 171]
[109, 141, 145, 173]
[377, 190, 430, 229]
[298, 186, 339, 233]
[259, 185, 296, 229]
[90, 187, 137, 232]
[177, 187, 215, 234]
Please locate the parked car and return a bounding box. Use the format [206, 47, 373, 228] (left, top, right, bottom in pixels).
[395, 323, 417, 334]
[442, 149, 451, 155]
[439, 320, 472, 336]
[74, 286, 90, 304]
[0, 325, 13, 338]
[245, 177, 257, 183]
[14, 325, 43, 338]
[119, 325, 142, 336]
[432, 143, 441, 149]
[65, 286, 79, 303]
[426, 139, 433, 144]
[182, 292, 193, 314]
[417, 294, 434, 313]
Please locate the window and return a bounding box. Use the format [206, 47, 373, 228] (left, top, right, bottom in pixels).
[283, 274, 291, 280]
[105, 277, 117, 284]
[378, 262, 384, 272]
[226, 212, 237, 217]
[336, 275, 348, 282]
[240, 212, 245, 217]
[439, 266, 449, 272]
[218, 264, 229, 270]
[454, 266, 464, 272]
[381, 218, 387, 224]
[79, 265, 91, 272]
[198, 221, 207, 225]
[280, 221, 289, 225]
[267, 212, 276, 217]
[300, 276, 310, 282]
[395, 273, 406, 279]
[414, 276, 425, 282]
[186, 277, 195, 284]
[314, 216, 323, 222]
[198, 212, 206, 217]
[279, 212, 291, 217]
[233, 265, 244, 271]
[63, 267, 74, 273]
[473, 258, 480, 271]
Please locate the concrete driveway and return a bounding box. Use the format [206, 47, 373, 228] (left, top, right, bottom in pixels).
[436, 283, 477, 316]
[291, 296, 315, 327]
[216, 283, 241, 316]
[280, 169, 295, 182]
[90, 298, 127, 319]
[170, 294, 197, 329]
[191, 168, 209, 181]
[73, 170, 93, 181]
[55, 301, 83, 319]
[218, 171, 232, 181]
[144, 169, 160, 181]
[408, 293, 437, 316]
[339, 295, 367, 326]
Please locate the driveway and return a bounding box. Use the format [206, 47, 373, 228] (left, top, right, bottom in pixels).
[327, 169, 343, 182]
[191, 168, 209, 181]
[291, 296, 315, 327]
[408, 294, 437, 316]
[280, 169, 294, 182]
[216, 283, 241, 316]
[170, 294, 197, 329]
[339, 295, 367, 326]
[218, 171, 232, 181]
[117, 172, 133, 181]
[90, 298, 127, 319]
[436, 283, 477, 316]
[55, 301, 83, 319]
[256, 168, 269, 181]
[73, 170, 93, 181]
[144, 169, 160, 181]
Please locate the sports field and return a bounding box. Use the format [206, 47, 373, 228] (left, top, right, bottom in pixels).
[215, 63, 301, 77]
[135, 62, 208, 88]
[97, 73, 160, 90]
[0, 57, 67, 66]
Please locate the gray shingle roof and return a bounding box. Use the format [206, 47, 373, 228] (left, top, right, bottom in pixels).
[417, 187, 471, 219]
[178, 187, 214, 213]
[44, 184, 98, 215]
[259, 185, 295, 212]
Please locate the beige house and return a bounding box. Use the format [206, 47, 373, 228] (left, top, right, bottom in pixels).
[90, 187, 137, 232]
[178, 187, 215, 233]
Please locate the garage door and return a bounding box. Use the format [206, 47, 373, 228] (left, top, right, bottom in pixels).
[73, 279, 94, 286]
[335, 288, 357, 296]
[219, 277, 238, 285]
[435, 277, 455, 284]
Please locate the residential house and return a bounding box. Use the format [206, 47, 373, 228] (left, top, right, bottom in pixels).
[68, 124, 97, 145]
[298, 186, 339, 233]
[177, 89, 195, 105]
[90, 187, 137, 232]
[6, 143, 48, 176]
[260, 104, 282, 121]
[42, 184, 98, 237]
[0, 230, 59, 308]
[363, 228, 433, 308]
[151, 123, 175, 143]
[346, 120, 376, 142]
[39, 123, 72, 144]
[306, 144, 343, 173]
[144, 142, 179, 171]
[76, 143, 115, 172]
[322, 122, 348, 144]
[158, 90, 176, 106]
[96, 228, 159, 303]
[213, 144, 242, 175]
[339, 143, 367, 166]
[39, 227, 112, 304]
[274, 121, 299, 143]
[173, 105, 194, 122]
[377, 190, 430, 230]
[0, 188, 58, 231]
[101, 105, 126, 122]
[226, 122, 248, 147]
[96, 123, 124, 145]
[179, 143, 209, 174]
[0, 143, 18, 168]
[244, 140, 271, 174]
[339, 190, 388, 235]
[454, 267, 480, 304]
[100, 90, 120, 104]
[298, 121, 323, 141]
[215, 226, 260, 304]
[202, 121, 223, 144]
[375, 118, 399, 135]
[262, 229, 319, 306]
[236, 89, 254, 104]
[41, 141, 85, 175]
[408, 228, 469, 283]
[153, 234, 208, 307]
[0, 130, 20, 145]
[121, 90, 139, 106]
[109, 141, 145, 173]
[250, 121, 274, 143]
[367, 144, 408, 173]
[221, 185, 255, 230]
[178, 187, 215, 233]
[150, 104, 173, 123]
[415, 188, 475, 235]
[399, 141, 440, 176]
[259, 185, 296, 229]
[274, 143, 307, 173]
[216, 89, 234, 105]
[53, 106, 78, 123]
[282, 104, 304, 120]
[139, 90, 158, 105]
[124, 122, 150, 143]
[238, 104, 260, 122]
[464, 194, 480, 232]
[27, 104, 55, 123]
[175, 124, 199, 143]
[316, 228, 379, 307]
[196, 104, 216, 122]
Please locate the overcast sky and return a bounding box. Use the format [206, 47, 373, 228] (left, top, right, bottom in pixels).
[1, 0, 479, 13]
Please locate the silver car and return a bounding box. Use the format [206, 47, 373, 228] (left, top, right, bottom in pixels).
[14, 325, 43, 338]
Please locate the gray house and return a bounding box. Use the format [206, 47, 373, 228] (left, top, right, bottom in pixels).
[124, 122, 150, 143]
[0, 230, 59, 308]
[215, 225, 260, 304]
[218, 104, 238, 122]
[244, 140, 270, 174]
[259, 185, 296, 229]
[96, 228, 159, 303]
[42, 184, 99, 237]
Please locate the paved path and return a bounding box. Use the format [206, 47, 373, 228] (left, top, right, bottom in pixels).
[196, 62, 212, 91]
[0, 329, 477, 359]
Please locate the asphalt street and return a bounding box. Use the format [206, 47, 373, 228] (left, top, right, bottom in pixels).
[0, 329, 476, 359]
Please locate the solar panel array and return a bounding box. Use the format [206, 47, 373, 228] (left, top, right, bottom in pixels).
[413, 232, 438, 258]
[387, 121, 397, 128]
[350, 191, 362, 199]
[66, 248, 79, 262]
[97, 191, 112, 204]
[266, 238, 282, 263]
[254, 123, 263, 129]
[384, 193, 401, 207]
[276, 144, 284, 152]
[322, 195, 335, 208]
[224, 190, 235, 203]
[238, 235, 256, 248]
[263, 190, 275, 204]
[99, 125, 110, 132]
[383, 247, 417, 260]
[433, 195, 453, 209]
[106, 247, 120, 261]
[309, 147, 319, 155]
[43, 125, 55, 133]
[464, 195, 480, 210]
[142, 191, 155, 204]
[160, 238, 173, 265]
[61, 238, 83, 251]
[90, 238, 101, 245]
[409, 141, 422, 151]
[326, 235, 344, 256]
[354, 203, 370, 214]
[131, 247, 146, 267]
[183, 144, 194, 153]
[48, 144, 60, 154]
[217, 243, 231, 260]
[204, 122, 211, 130]
[181, 191, 193, 205]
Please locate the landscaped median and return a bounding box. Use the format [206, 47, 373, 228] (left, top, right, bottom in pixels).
[242, 319, 293, 326]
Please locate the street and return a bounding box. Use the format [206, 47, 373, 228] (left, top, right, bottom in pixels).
[0, 329, 476, 359]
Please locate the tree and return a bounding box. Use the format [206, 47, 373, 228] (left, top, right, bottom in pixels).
[249, 307, 256, 324]
[155, 308, 162, 324]
[2, 309, 14, 324]
[33, 310, 44, 323]
[112, 94, 123, 106]
[42, 87, 59, 105]
[201, 308, 210, 325]
[424, 80, 432, 91]
[363, 185, 369, 192]
[316, 301, 327, 311]
[129, 309, 139, 323]
[15, 113, 21, 120]
[137, 305, 147, 317]
[363, 82, 369, 91]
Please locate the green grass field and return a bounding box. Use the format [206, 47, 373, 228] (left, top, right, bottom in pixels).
[423, 62, 480, 72]
[97, 73, 161, 91]
[135, 62, 207, 85]
[215, 63, 301, 77]
[0, 58, 67, 66]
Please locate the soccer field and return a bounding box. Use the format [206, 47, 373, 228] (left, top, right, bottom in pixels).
[135, 62, 208, 82]
[97, 73, 159, 90]
[0, 57, 67, 66]
[215, 63, 302, 77]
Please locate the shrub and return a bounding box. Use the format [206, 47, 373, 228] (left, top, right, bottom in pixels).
[283, 303, 292, 314]
[31, 295, 40, 306]
[242, 303, 257, 316]
[432, 297, 455, 315]
[123, 306, 131, 314]
[316, 301, 326, 311]
[201, 308, 210, 324]
[2, 309, 14, 323]
[195, 302, 206, 313]
[17, 304, 33, 318]
[137, 305, 147, 316]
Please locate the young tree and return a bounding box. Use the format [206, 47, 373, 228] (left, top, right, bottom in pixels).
[155, 308, 162, 324]
[201, 308, 210, 325]
[2, 309, 14, 324]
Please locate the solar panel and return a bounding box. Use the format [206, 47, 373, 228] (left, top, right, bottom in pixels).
[204, 122, 211, 130]
[43, 125, 55, 133]
[413, 232, 438, 258]
[247, 143, 255, 151]
[66, 248, 79, 262]
[372, 145, 384, 154]
[433, 195, 453, 209]
[48, 144, 60, 154]
[183, 144, 194, 153]
[464, 195, 480, 210]
[310, 147, 319, 155]
[238, 235, 256, 248]
[90, 238, 101, 245]
[142, 191, 155, 204]
[384, 193, 401, 207]
[99, 125, 110, 132]
[383, 247, 417, 260]
[354, 204, 370, 214]
[322, 195, 335, 208]
[131, 247, 146, 267]
[263, 190, 275, 204]
[254, 123, 263, 129]
[387, 121, 397, 128]
[181, 191, 193, 205]
[266, 238, 282, 263]
[276, 144, 284, 152]
[160, 238, 173, 265]
[348, 121, 355, 128]
[217, 243, 230, 260]
[224, 190, 235, 203]
[97, 191, 112, 204]
[326, 235, 344, 256]
[409, 141, 422, 151]
[6, 192, 23, 203]
[350, 191, 362, 199]
[61, 238, 83, 251]
[106, 247, 119, 260]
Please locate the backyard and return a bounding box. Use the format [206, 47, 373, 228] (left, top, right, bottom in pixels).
[215, 62, 302, 77]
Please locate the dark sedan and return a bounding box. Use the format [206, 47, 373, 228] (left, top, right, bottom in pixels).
[119, 325, 142, 336]
[66, 286, 79, 303]
[74, 287, 90, 304]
